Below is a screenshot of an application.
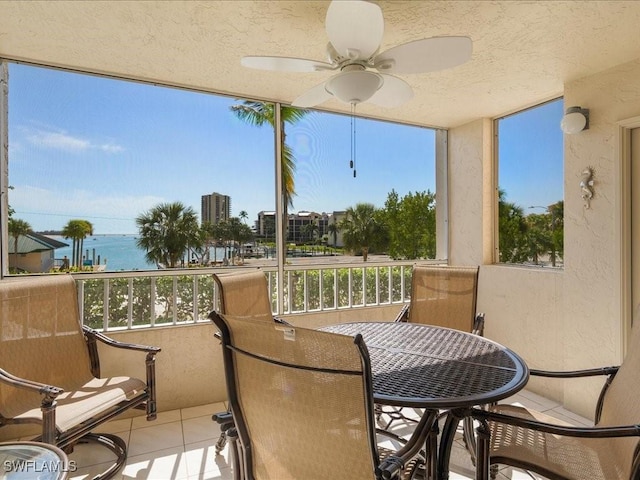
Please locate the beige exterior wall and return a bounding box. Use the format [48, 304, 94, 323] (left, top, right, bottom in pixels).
[448, 57, 640, 419]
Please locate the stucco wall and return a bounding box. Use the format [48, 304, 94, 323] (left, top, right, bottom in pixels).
[448, 57, 640, 419]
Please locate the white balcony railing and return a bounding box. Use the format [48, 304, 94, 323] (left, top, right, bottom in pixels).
[71, 260, 423, 331]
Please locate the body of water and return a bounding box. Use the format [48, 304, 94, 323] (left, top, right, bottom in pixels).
[51, 235, 230, 271]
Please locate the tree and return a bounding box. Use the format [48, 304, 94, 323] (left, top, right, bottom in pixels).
[230, 101, 309, 211]
[339, 203, 386, 262]
[239, 210, 249, 224]
[221, 217, 254, 261]
[62, 219, 93, 268]
[327, 222, 339, 247]
[303, 220, 319, 244]
[498, 190, 529, 264]
[136, 202, 202, 268]
[8, 218, 31, 268]
[383, 189, 436, 260]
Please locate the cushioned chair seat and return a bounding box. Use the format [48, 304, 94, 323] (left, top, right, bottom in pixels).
[12, 376, 148, 432]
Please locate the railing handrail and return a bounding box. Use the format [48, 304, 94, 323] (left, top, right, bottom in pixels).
[69, 259, 443, 331]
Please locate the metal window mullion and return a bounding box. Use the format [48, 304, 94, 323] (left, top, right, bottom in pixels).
[362, 267, 366, 306]
[274, 103, 285, 316]
[0, 62, 8, 278]
[375, 267, 380, 305]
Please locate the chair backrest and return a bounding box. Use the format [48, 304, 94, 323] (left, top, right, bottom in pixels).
[0, 275, 93, 419]
[212, 312, 380, 480]
[213, 270, 274, 322]
[408, 265, 479, 332]
[597, 322, 640, 477]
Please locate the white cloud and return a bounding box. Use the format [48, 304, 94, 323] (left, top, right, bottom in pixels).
[23, 127, 124, 154]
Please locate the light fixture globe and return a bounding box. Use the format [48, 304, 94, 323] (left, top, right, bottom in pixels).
[560, 106, 589, 134]
[325, 69, 383, 105]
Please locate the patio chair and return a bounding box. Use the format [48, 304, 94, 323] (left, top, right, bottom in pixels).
[0, 275, 160, 479]
[382, 265, 484, 459]
[395, 265, 484, 335]
[211, 310, 428, 480]
[472, 322, 640, 480]
[209, 269, 290, 467]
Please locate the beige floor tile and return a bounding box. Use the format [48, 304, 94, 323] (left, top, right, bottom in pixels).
[121, 445, 189, 480]
[133, 409, 182, 429]
[128, 421, 184, 457]
[183, 439, 234, 479]
[182, 416, 218, 445]
[68, 460, 124, 480]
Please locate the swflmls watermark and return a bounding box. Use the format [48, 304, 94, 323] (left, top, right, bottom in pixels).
[3, 459, 78, 473]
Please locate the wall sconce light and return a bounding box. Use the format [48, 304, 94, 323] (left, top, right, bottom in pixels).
[561, 106, 589, 134]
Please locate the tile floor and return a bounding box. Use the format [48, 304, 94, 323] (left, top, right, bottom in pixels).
[10, 390, 592, 480]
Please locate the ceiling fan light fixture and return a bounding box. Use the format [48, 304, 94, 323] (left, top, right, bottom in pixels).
[325, 70, 383, 104]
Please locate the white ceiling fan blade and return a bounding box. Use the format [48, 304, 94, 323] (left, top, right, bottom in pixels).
[241, 56, 335, 73]
[367, 74, 413, 108]
[291, 82, 333, 108]
[325, 1, 384, 60]
[374, 36, 472, 74]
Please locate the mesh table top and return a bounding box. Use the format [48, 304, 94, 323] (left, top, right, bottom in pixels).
[320, 322, 529, 408]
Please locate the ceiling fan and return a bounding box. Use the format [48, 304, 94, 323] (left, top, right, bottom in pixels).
[241, 0, 472, 109]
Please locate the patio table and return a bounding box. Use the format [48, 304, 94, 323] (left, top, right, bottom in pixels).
[320, 321, 529, 480]
[0, 441, 71, 479]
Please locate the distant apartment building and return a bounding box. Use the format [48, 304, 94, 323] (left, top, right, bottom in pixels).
[201, 192, 231, 225]
[256, 210, 344, 246]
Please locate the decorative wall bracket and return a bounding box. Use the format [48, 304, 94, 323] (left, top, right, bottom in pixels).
[580, 167, 595, 209]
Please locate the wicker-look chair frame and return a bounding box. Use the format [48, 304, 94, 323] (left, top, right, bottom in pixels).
[211, 311, 429, 480]
[471, 325, 640, 480]
[0, 275, 160, 480]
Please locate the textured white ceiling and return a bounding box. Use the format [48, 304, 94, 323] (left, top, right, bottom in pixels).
[1, 1, 639, 128]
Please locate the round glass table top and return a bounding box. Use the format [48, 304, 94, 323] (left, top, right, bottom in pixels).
[0, 441, 70, 480]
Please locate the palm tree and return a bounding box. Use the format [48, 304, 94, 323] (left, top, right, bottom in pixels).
[339, 203, 383, 262]
[239, 210, 248, 224]
[136, 202, 202, 268]
[327, 222, 339, 247]
[230, 101, 309, 211]
[8, 218, 31, 268]
[62, 219, 93, 268]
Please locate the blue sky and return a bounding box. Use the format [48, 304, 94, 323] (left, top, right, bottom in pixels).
[8, 63, 563, 234]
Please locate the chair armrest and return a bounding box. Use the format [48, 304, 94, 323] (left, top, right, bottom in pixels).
[472, 408, 640, 439]
[394, 304, 409, 322]
[525, 366, 618, 423]
[530, 365, 619, 378]
[0, 367, 64, 400]
[83, 326, 161, 354]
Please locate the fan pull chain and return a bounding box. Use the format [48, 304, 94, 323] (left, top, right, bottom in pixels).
[351, 103, 357, 178]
